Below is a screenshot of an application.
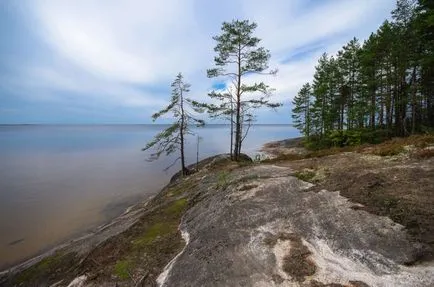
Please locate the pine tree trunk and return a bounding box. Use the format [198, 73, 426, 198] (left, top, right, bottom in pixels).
[370, 86, 376, 130]
[234, 44, 242, 161]
[410, 66, 417, 134]
[379, 72, 384, 129]
[180, 88, 186, 175]
[234, 95, 241, 161]
[230, 99, 234, 160]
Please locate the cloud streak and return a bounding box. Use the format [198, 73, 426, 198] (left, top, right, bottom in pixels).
[0, 0, 396, 123]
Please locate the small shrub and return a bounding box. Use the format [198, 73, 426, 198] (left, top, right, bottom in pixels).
[360, 129, 392, 144]
[304, 135, 332, 150]
[326, 130, 362, 147]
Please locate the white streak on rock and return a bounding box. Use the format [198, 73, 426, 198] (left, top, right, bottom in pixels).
[307, 239, 434, 287]
[156, 229, 190, 287]
[66, 275, 87, 287]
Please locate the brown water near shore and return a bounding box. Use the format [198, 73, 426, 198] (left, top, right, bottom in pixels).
[0, 125, 298, 270]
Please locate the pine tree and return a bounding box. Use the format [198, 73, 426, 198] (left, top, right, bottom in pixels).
[311, 53, 331, 137]
[293, 0, 433, 147]
[292, 83, 312, 137]
[415, 0, 434, 128]
[142, 73, 204, 175]
[207, 20, 281, 161]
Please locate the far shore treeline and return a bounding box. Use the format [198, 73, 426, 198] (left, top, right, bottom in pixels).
[144, 0, 433, 173]
[292, 0, 434, 149]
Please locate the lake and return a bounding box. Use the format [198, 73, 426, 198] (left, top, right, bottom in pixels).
[0, 124, 299, 270]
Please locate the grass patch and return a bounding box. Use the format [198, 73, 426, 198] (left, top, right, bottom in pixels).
[108, 198, 188, 282]
[368, 134, 434, 157]
[132, 222, 174, 247]
[114, 260, 131, 280]
[216, 171, 231, 190]
[164, 198, 187, 215]
[264, 134, 434, 163]
[413, 148, 434, 159]
[294, 170, 316, 182]
[306, 146, 356, 158]
[371, 141, 405, 156]
[262, 146, 356, 164]
[167, 181, 197, 197]
[405, 134, 434, 148]
[15, 252, 76, 284]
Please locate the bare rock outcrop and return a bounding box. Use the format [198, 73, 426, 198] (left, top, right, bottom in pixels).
[160, 165, 434, 287]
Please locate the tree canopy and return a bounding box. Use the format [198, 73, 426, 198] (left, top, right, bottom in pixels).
[292, 0, 434, 148]
[207, 20, 281, 160]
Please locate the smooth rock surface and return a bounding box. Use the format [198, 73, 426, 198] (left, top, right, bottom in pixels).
[160, 165, 434, 287]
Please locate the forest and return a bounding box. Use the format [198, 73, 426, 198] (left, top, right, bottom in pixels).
[292, 0, 434, 148]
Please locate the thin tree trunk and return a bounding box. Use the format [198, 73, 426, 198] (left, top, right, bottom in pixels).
[179, 86, 186, 175]
[379, 70, 384, 128]
[306, 99, 311, 137]
[238, 114, 242, 156]
[230, 98, 234, 160]
[196, 135, 199, 171]
[370, 84, 376, 130]
[234, 43, 242, 161]
[411, 66, 417, 134]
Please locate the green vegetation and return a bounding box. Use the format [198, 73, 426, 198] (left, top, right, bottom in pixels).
[132, 199, 187, 248]
[216, 171, 231, 190]
[372, 142, 406, 157]
[114, 260, 131, 280]
[293, 170, 316, 182]
[109, 196, 191, 281]
[164, 198, 187, 215]
[292, 0, 434, 148]
[370, 134, 434, 156]
[16, 252, 76, 284]
[132, 222, 174, 247]
[146, 19, 283, 165]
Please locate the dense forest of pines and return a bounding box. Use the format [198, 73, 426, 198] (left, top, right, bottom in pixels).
[292, 0, 434, 148]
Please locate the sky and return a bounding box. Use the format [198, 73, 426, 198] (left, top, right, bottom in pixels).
[0, 0, 397, 124]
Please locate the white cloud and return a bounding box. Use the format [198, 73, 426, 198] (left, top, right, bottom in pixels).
[5, 0, 396, 122]
[32, 0, 202, 84]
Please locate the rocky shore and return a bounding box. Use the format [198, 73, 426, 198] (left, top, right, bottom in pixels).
[1, 136, 434, 286]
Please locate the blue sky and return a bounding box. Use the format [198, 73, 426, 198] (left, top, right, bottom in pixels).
[0, 0, 396, 124]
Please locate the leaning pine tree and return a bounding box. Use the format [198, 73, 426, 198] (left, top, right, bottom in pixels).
[142, 73, 204, 176]
[207, 20, 281, 161]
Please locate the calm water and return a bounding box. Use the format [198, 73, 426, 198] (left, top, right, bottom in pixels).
[0, 124, 298, 270]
